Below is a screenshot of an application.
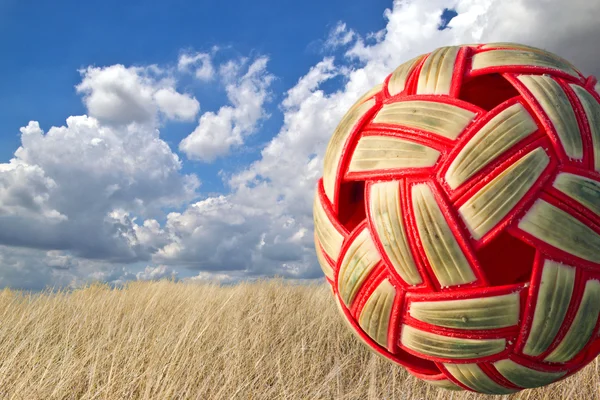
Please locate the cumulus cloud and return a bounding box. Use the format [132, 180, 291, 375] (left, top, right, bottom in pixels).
[0, 106, 199, 263]
[0, 245, 144, 291]
[186, 270, 267, 285]
[133, 218, 171, 252]
[0, 156, 65, 222]
[76, 64, 200, 125]
[0, 246, 62, 291]
[178, 57, 275, 162]
[88, 266, 137, 287]
[281, 58, 338, 110]
[186, 270, 250, 285]
[133, 0, 600, 282]
[478, 0, 600, 76]
[147, 196, 313, 278]
[45, 250, 80, 270]
[2, 0, 600, 290]
[136, 265, 178, 281]
[178, 51, 216, 81]
[347, 0, 600, 76]
[325, 22, 356, 49]
[153, 88, 201, 121]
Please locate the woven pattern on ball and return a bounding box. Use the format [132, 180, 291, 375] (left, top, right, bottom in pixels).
[313, 42, 600, 394]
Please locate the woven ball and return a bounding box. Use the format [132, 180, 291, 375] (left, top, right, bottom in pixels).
[313, 42, 600, 394]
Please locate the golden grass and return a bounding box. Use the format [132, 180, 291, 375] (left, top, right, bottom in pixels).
[0, 279, 597, 399]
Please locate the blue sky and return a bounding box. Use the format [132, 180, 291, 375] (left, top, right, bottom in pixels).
[0, 0, 597, 290]
[0, 0, 391, 192]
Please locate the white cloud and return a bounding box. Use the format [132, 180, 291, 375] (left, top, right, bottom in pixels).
[472, 0, 600, 76]
[0, 245, 143, 291]
[0, 154, 66, 222]
[135, 0, 600, 282]
[88, 266, 137, 286]
[281, 58, 338, 110]
[0, 246, 63, 290]
[154, 88, 200, 121]
[347, 0, 600, 76]
[178, 57, 275, 162]
[325, 22, 356, 49]
[136, 265, 178, 281]
[186, 270, 250, 285]
[0, 112, 199, 262]
[178, 51, 215, 81]
[76, 64, 200, 125]
[1, 0, 600, 289]
[133, 218, 171, 251]
[45, 250, 79, 270]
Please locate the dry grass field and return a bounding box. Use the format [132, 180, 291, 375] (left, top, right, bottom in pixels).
[0, 279, 597, 399]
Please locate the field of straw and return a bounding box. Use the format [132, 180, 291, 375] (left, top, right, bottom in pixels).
[0, 279, 597, 399]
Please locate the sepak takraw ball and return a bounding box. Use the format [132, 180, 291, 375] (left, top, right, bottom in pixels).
[313, 42, 600, 394]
